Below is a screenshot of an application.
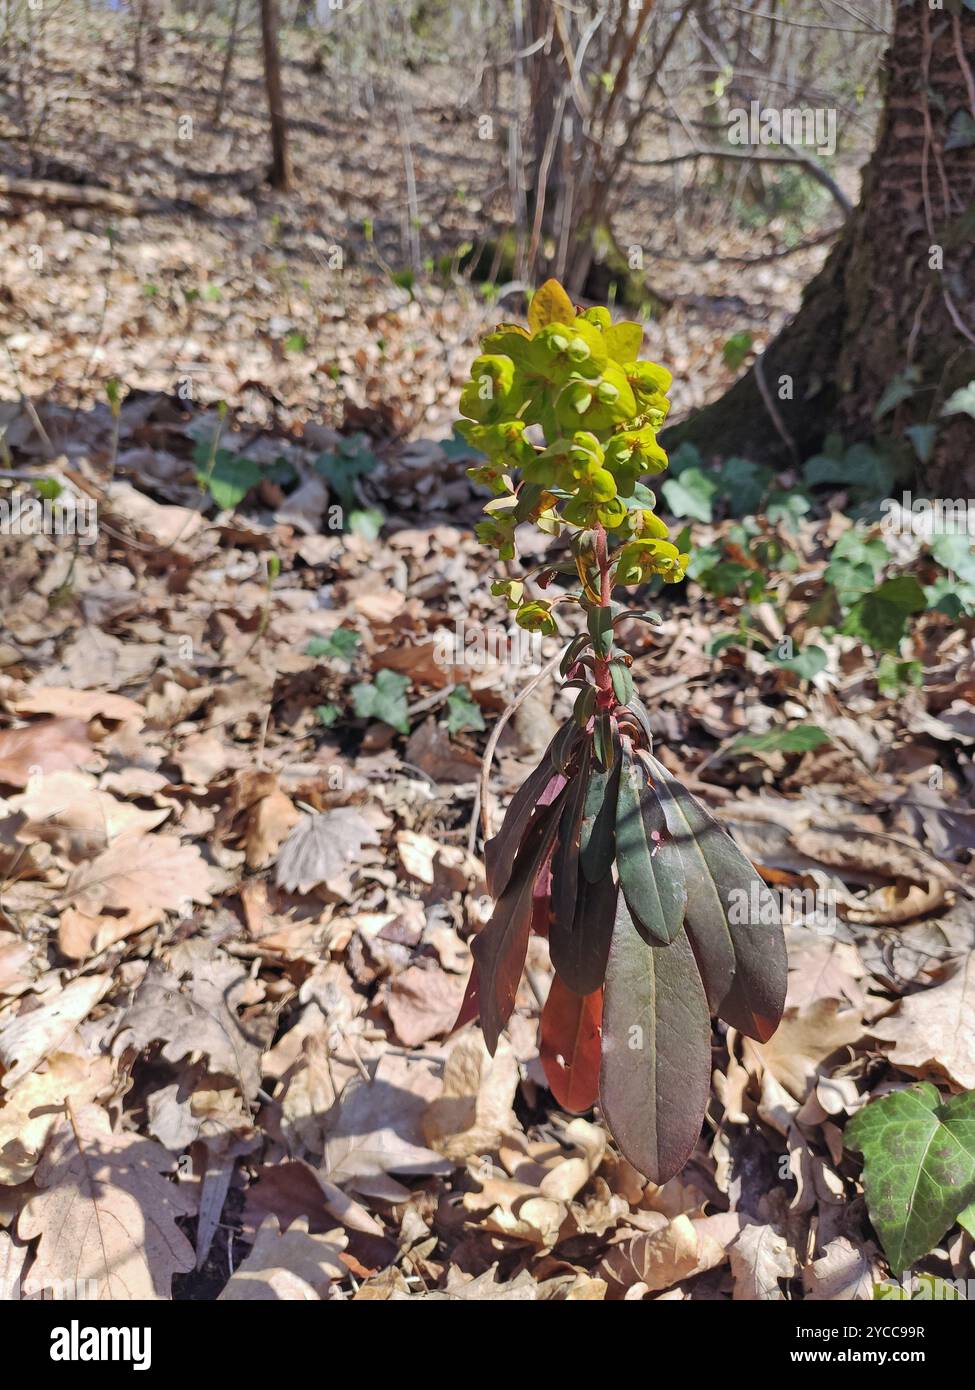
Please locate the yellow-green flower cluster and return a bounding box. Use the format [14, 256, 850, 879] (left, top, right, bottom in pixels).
[457, 280, 688, 630]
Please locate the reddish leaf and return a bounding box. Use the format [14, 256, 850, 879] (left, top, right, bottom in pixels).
[473, 794, 565, 1053]
[530, 857, 553, 938]
[448, 966, 480, 1034]
[484, 725, 580, 897]
[540, 975, 603, 1114]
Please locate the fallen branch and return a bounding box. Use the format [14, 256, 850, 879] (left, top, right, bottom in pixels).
[0, 175, 145, 215]
[626, 145, 853, 217]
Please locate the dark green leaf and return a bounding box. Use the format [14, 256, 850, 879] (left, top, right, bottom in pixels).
[560, 632, 592, 677]
[732, 725, 831, 754]
[841, 576, 927, 654]
[845, 1084, 975, 1276]
[445, 686, 485, 736]
[197, 450, 262, 511]
[587, 605, 614, 658]
[609, 661, 634, 706]
[579, 747, 621, 884]
[593, 710, 614, 770]
[643, 753, 786, 1041]
[306, 629, 361, 662]
[350, 669, 411, 734]
[600, 898, 711, 1183]
[573, 685, 596, 728]
[550, 720, 583, 775]
[549, 868, 618, 996]
[615, 746, 686, 945]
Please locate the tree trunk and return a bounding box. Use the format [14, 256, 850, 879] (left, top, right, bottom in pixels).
[214, 0, 244, 126]
[259, 0, 291, 192]
[666, 0, 975, 494]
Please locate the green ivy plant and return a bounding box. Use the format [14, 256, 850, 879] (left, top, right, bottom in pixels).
[455, 280, 787, 1183]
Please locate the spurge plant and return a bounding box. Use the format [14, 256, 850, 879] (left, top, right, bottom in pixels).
[455, 281, 787, 1183]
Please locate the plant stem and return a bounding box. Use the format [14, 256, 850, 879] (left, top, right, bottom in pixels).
[594, 523, 613, 703]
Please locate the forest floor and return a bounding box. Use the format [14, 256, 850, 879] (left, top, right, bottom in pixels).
[1, 12, 974, 1303]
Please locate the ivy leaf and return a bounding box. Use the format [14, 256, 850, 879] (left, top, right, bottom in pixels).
[873, 366, 921, 420]
[445, 686, 485, 736]
[732, 725, 831, 754]
[306, 629, 361, 662]
[841, 575, 927, 653]
[876, 655, 923, 698]
[351, 669, 411, 734]
[768, 644, 827, 680]
[348, 507, 384, 541]
[942, 380, 975, 418]
[930, 532, 975, 584]
[314, 703, 341, 728]
[313, 435, 378, 510]
[845, 1084, 975, 1275]
[197, 450, 261, 511]
[804, 442, 893, 499]
[715, 456, 773, 516]
[662, 467, 717, 523]
[766, 489, 811, 532]
[905, 423, 937, 464]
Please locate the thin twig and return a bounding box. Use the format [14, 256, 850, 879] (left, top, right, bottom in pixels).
[472, 649, 562, 851]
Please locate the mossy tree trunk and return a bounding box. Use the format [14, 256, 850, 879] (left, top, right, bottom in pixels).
[667, 0, 975, 494]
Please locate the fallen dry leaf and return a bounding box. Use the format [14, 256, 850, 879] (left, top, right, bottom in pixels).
[113, 940, 264, 1098]
[275, 809, 379, 895]
[0, 973, 111, 1089]
[218, 1217, 347, 1301]
[386, 962, 466, 1046]
[0, 1049, 116, 1185]
[18, 1103, 196, 1299]
[868, 955, 975, 1090]
[65, 834, 213, 919]
[322, 1053, 452, 1197]
[0, 719, 93, 788]
[730, 1222, 796, 1301]
[12, 687, 144, 725]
